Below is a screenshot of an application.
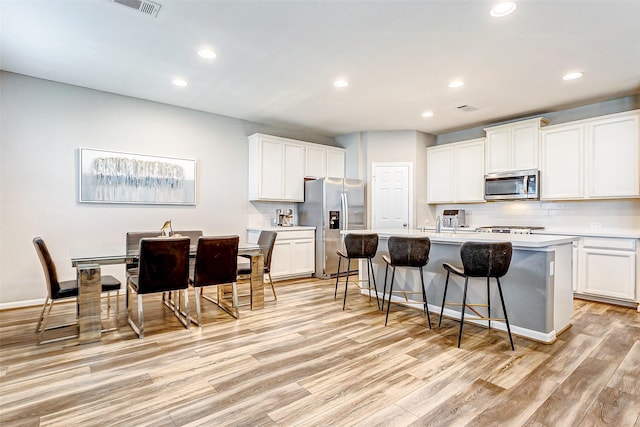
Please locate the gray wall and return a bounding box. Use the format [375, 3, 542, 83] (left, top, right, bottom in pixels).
[0, 72, 334, 306]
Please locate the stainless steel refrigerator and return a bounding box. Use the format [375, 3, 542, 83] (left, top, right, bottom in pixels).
[298, 177, 366, 279]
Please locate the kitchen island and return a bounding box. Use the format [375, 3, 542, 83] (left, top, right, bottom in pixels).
[348, 229, 579, 344]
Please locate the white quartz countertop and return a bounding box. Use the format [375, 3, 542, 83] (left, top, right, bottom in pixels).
[247, 226, 316, 231]
[345, 229, 579, 248]
[532, 228, 640, 239]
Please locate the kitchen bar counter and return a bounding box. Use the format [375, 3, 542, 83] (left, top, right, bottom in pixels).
[346, 229, 578, 344]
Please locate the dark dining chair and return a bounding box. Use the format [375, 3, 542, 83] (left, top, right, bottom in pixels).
[32, 237, 121, 345]
[382, 236, 432, 328]
[440, 241, 514, 350]
[238, 230, 278, 300]
[190, 235, 240, 325]
[335, 233, 380, 310]
[126, 236, 191, 338]
[125, 230, 202, 277]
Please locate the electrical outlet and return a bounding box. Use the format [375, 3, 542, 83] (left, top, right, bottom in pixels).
[590, 222, 602, 228]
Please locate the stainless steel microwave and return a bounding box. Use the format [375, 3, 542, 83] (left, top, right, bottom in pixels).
[484, 169, 540, 201]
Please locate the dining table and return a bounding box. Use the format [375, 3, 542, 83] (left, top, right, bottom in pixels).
[70, 242, 266, 344]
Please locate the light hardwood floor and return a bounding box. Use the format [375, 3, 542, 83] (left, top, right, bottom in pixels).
[1, 278, 639, 426]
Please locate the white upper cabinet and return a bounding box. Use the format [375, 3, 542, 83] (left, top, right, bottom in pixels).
[540, 110, 640, 200]
[427, 138, 485, 204]
[485, 117, 548, 173]
[248, 134, 305, 202]
[304, 144, 345, 179]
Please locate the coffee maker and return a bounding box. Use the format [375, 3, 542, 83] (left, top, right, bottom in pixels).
[276, 209, 294, 227]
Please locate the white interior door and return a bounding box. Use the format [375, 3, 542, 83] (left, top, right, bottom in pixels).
[371, 163, 412, 230]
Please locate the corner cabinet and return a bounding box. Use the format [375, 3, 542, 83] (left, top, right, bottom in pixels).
[427, 138, 485, 204]
[484, 117, 548, 173]
[247, 228, 315, 280]
[540, 110, 640, 200]
[248, 134, 305, 202]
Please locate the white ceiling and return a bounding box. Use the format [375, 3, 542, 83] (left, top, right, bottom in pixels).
[2, 0, 639, 137]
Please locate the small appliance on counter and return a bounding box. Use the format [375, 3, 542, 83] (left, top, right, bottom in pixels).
[276, 209, 294, 227]
[441, 209, 466, 228]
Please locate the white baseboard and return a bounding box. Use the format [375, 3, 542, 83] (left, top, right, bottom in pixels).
[0, 298, 45, 311]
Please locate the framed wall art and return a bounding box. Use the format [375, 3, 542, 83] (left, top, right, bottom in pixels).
[79, 148, 196, 205]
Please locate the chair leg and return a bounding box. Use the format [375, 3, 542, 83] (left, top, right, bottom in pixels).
[382, 263, 389, 310]
[384, 266, 396, 326]
[419, 266, 432, 329]
[368, 259, 380, 310]
[183, 288, 190, 330]
[232, 281, 239, 318]
[194, 286, 202, 326]
[35, 297, 50, 333]
[342, 259, 351, 310]
[439, 271, 450, 327]
[268, 273, 277, 301]
[487, 277, 491, 330]
[334, 256, 342, 299]
[457, 277, 469, 348]
[496, 278, 515, 351]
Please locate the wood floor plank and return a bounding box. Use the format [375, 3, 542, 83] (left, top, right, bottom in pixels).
[1, 279, 639, 426]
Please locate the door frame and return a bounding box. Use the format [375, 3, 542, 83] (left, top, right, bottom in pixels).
[371, 162, 414, 230]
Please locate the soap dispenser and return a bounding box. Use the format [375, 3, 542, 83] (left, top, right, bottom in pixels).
[435, 215, 441, 233]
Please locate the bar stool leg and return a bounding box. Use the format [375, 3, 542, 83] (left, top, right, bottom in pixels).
[439, 271, 450, 327]
[457, 276, 469, 348]
[334, 257, 342, 299]
[382, 263, 389, 309]
[487, 277, 491, 329]
[342, 259, 351, 310]
[384, 266, 396, 326]
[419, 266, 432, 329]
[496, 278, 515, 351]
[368, 259, 380, 310]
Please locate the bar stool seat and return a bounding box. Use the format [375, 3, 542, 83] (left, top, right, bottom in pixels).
[382, 236, 432, 328]
[439, 241, 514, 350]
[335, 233, 380, 310]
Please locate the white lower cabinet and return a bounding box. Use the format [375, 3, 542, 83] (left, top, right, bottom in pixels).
[248, 229, 315, 280]
[575, 237, 638, 303]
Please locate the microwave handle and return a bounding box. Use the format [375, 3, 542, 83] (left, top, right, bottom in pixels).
[523, 175, 528, 192]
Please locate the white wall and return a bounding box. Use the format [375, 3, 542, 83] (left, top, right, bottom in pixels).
[0, 72, 334, 306]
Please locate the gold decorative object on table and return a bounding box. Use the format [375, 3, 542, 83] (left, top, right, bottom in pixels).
[161, 220, 173, 237]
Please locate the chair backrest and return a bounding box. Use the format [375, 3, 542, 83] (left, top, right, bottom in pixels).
[173, 230, 204, 245]
[136, 237, 191, 294]
[32, 237, 59, 298]
[460, 241, 513, 278]
[388, 236, 431, 267]
[193, 235, 239, 287]
[257, 230, 277, 272]
[344, 233, 379, 259]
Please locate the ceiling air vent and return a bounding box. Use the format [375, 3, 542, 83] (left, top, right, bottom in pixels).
[456, 105, 478, 112]
[112, 0, 161, 17]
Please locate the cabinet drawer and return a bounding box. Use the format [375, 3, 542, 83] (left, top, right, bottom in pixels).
[276, 230, 315, 240]
[581, 237, 636, 251]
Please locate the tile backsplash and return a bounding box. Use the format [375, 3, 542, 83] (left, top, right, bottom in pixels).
[248, 201, 299, 227]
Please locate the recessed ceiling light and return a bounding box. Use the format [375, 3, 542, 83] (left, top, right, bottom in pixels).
[333, 79, 349, 88]
[490, 2, 517, 17]
[172, 78, 188, 87]
[421, 111, 434, 118]
[197, 49, 217, 59]
[562, 72, 583, 81]
[448, 80, 464, 88]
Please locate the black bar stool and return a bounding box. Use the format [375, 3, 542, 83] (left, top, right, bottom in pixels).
[439, 241, 514, 350]
[382, 236, 432, 328]
[335, 233, 380, 310]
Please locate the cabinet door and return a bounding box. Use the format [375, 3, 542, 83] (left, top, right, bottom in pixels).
[305, 145, 326, 178]
[271, 240, 292, 278]
[588, 114, 640, 198]
[540, 125, 584, 199]
[259, 139, 284, 199]
[455, 139, 485, 202]
[427, 146, 455, 203]
[326, 149, 345, 178]
[292, 239, 315, 274]
[485, 129, 510, 173]
[580, 248, 636, 300]
[283, 143, 304, 201]
[512, 123, 539, 170]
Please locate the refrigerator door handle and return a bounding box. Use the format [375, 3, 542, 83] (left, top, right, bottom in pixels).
[341, 192, 348, 231]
